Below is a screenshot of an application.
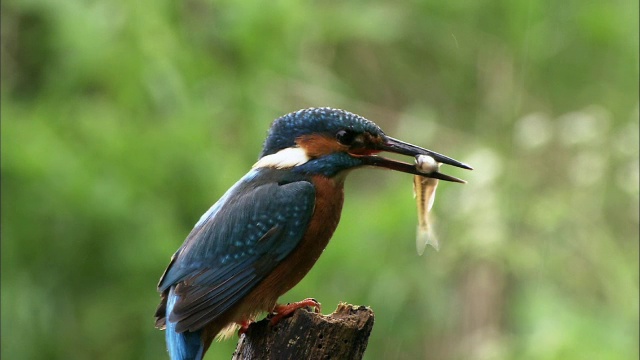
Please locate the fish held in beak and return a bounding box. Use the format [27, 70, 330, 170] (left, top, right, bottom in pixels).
[414, 155, 442, 255]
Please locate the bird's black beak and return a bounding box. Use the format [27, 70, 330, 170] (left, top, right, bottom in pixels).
[358, 136, 473, 183]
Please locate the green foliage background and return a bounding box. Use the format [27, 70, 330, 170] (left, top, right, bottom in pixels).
[2, 0, 638, 359]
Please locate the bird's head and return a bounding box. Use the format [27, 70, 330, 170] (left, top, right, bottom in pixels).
[254, 107, 472, 181]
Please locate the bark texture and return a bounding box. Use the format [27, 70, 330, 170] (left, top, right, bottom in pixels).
[232, 303, 375, 360]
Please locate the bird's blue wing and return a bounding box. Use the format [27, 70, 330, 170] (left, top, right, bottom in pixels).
[156, 178, 315, 333]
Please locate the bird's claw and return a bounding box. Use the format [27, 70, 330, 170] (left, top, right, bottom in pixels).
[237, 319, 252, 337]
[269, 298, 321, 326]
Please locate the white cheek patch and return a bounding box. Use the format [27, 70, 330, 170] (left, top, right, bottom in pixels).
[252, 147, 310, 169]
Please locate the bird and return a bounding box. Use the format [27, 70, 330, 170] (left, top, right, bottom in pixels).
[154, 107, 472, 360]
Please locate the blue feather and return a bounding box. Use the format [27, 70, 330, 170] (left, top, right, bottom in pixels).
[165, 287, 205, 360]
[292, 152, 363, 177]
[261, 107, 383, 157]
[157, 168, 316, 333]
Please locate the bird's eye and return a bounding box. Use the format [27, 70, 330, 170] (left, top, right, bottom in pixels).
[336, 130, 357, 145]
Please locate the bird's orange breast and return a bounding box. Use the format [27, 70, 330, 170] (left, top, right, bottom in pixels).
[275, 175, 345, 289]
[253, 175, 345, 299]
[221, 175, 344, 321]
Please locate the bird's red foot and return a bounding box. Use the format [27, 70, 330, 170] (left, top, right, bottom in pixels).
[237, 319, 252, 336]
[269, 298, 321, 326]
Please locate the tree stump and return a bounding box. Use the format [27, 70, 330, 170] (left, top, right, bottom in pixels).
[232, 303, 375, 360]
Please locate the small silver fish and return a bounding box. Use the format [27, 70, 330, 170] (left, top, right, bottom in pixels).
[414, 155, 441, 255]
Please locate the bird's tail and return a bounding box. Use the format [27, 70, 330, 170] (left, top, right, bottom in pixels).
[165, 287, 205, 360]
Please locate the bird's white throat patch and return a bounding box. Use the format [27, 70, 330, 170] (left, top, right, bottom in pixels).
[252, 147, 310, 169]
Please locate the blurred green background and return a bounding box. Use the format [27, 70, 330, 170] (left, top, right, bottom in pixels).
[2, 0, 638, 359]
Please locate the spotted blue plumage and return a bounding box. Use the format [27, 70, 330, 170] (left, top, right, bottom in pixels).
[155, 167, 315, 359]
[261, 107, 384, 157]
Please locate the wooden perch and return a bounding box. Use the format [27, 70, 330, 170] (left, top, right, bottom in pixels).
[232, 303, 375, 360]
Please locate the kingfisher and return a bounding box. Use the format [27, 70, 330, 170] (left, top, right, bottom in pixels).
[155, 107, 472, 360]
